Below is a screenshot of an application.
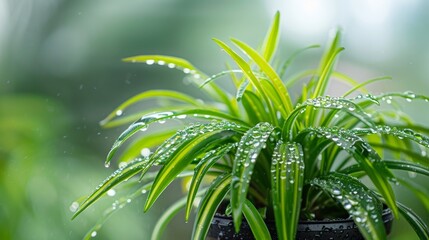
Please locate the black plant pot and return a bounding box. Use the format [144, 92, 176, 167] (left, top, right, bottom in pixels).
[207, 207, 393, 240]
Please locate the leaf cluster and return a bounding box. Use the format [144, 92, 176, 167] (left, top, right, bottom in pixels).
[74, 12, 429, 240]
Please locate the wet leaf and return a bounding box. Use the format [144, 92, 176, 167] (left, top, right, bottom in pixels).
[242, 199, 272, 240]
[144, 122, 242, 211]
[185, 143, 236, 221]
[192, 174, 231, 240]
[311, 173, 386, 240]
[231, 122, 275, 232]
[271, 141, 304, 240]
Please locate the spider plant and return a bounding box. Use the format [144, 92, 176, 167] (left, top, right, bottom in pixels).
[73, 12, 429, 239]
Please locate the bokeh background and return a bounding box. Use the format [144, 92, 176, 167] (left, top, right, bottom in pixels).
[1, 0, 428, 239]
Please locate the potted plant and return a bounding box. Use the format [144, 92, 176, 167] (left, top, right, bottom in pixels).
[73, 12, 429, 239]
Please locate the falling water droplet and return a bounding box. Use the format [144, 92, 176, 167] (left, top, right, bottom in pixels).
[107, 189, 116, 197]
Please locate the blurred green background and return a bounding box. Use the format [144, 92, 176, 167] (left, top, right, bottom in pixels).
[1, 0, 428, 239]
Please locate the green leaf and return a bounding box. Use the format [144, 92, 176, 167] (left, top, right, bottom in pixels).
[72, 158, 151, 219]
[100, 90, 203, 127]
[122, 54, 237, 116]
[342, 160, 429, 178]
[271, 141, 304, 240]
[311, 29, 343, 98]
[397, 201, 429, 239]
[106, 110, 249, 164]
[151, 196, 188, 240]
[83, 182, 152, 240]
[185, 143, 236, 221]
[283, 96, 374, 140]
[296, 127, 398, 217]
[311, 173, 386, 240]
[200, 69, 243, 88]
[144, 122, 243, 211]
[123, 55, 206, 77]
[232, 38, 294, 114]
[213, 38, 277, 123]
[353, 126, 429, 150]
[241, 90, 270, 124]
[117, 129, 177, 164]
[236, 78, 250, 101]
[279, 44, 320, 78]
[242, 199, 272, 240]
[231, 122, 275, 232]
[192, 174, 232, 240]
[342, 76, 392, 97]
[397, 178, 429, 211]
[261, 11, 280, 62]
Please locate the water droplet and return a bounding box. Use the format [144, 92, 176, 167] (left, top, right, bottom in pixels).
[332, 189, 341, 195]
[157, 60, 165, 65]
[118, 162, 127, 168]
[140, 125, 148, 131]
[69, 201, 79, 212]
[91, 231, 97, 237]
[107, 189, 116, 197]
[146, 59, 155, 65]
[142, 189, 147, 194]
[177, 114, 187, 119]
[167, 63, 175, 68]
[158, 119, 166, 124]
[183, 68, 191, 74]
[115, 110, 123, 116]
[408, 171, 417, 178]
[140, 148, 151, 157]
[104, 162, 110, 168]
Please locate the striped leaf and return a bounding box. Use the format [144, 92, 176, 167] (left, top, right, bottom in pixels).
[296, 127, 398, 217]
[106, 110, 248, 164]
[231, 122, 275, 232]
[143, 122, 243, 211]
[72, 158, 153, 219]
[185, 143, 236, 221]
[397, 201, 429, 239]
[311, 173, 386, 240]
[100, 90, 203, 127]
[242, 199, 272, 240]
[271, 141, 304, 240]
[192, 174, 232, 240]
[261, 11, 280, 62]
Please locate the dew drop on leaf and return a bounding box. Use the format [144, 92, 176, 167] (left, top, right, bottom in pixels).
[167, 63, 175, 68]
[140, 148, 151, 157]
